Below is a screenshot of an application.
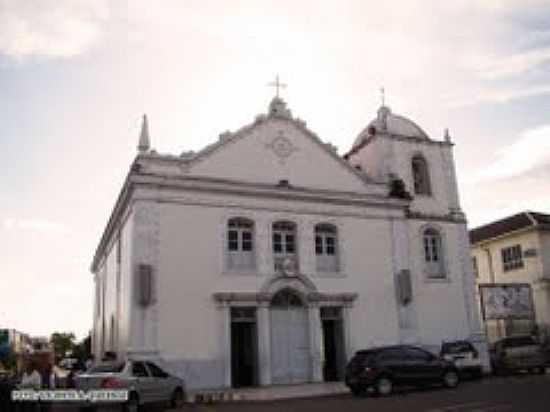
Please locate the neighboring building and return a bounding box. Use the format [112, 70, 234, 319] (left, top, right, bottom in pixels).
[0, 330, 53, 372]
[0, 329, 32, 355]
[91, 95, 486, 390]
[470, 211, 550, 342]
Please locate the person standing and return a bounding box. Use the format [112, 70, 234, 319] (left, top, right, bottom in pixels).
[18, 361, 42, 412]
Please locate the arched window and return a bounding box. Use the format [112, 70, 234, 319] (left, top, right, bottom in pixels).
[315, 223, 339, 272]
[226, 217, 255, 270]
[271, 289, 304, 307]
[423, 228, 445, 278]
[412, 155, 431, 195]
[272, 221, 298, 272]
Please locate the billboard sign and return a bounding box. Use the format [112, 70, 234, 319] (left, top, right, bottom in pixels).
[479, 283, 535, 320]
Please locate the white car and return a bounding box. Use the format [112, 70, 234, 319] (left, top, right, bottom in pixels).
[440, 340, 483, 379]
[75, 359, 186, 412]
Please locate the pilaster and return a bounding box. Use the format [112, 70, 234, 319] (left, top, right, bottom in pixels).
[307, 303, 323, 382]
[257, 303, 272, 385]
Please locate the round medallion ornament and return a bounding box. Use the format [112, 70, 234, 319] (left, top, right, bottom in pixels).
[266, 131, 298, 164]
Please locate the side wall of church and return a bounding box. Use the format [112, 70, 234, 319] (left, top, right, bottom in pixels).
[92, 211, 134, 360]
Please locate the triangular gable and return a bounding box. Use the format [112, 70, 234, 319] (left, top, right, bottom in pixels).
[187, 115, 377, 194]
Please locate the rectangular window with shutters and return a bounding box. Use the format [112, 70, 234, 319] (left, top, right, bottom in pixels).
[226, 218, 255, 271]
[315, 224, 339, 272]
[501, 245, 523, 272]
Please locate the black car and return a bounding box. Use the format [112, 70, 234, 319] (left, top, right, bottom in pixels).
[345, 345, 460, 396]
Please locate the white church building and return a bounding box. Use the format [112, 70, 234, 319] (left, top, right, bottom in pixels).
[90, 93, 487, 389]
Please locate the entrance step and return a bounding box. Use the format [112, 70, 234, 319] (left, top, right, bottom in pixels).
[188, 381, 348, 404]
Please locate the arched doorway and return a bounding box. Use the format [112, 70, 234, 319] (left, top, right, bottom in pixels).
[270, 288, 310, 384]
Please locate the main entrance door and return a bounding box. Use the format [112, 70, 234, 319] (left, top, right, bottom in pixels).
[270, 289, 310, 384]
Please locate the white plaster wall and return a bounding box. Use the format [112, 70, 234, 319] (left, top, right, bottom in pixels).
[117, 212, 134, 358]
[349, 135, 457, 216]
[190, 118, 373, 193]
[408, 220, 471, 348]
[147, 191, 403, 388]
[348, 136, 387, 181]
[92, 213, 133, 359]
[390, 140, 455, 216]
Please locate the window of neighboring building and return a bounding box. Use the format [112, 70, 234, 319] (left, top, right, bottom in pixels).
[226, 217, 255, 270]
[423, 228, 446, 279]
[501, 244, 523, 272]
[315, 223, 339, 272]
[472, 256, 478, 278]
[272, 221, 297, 271]
[412, 155, 432, 195]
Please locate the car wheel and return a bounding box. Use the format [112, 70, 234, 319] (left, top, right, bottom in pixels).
[442, 370, 459, 388]
[349, 385, 366, 397]
[375, 376, 393, 396]
[123, 392, 140, 412]
[171, 387, 186, 408]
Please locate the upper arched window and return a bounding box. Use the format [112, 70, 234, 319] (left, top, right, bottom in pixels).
[226, 217, 255, 270]
[412, 155, 431, 195]
[315, 223, 339, 272]
[423, 227, 445, 278]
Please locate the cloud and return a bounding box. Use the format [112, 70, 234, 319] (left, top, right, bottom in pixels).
[470, 124, 550, 181]
[0, 0, 110, 59]
[3, 217, 70, 234]
[464, 46, 550, 80]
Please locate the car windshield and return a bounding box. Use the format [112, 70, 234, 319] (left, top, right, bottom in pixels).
[88, 362, 125, 373]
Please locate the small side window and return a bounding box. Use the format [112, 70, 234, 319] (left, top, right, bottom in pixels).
[146, 362, 169, 378]
[132, 362, 149, 377]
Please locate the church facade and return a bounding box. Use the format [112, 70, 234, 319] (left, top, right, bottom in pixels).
[90, 95, 487, 389]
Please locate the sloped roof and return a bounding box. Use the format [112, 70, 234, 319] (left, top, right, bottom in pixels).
[469, 211, 550, 244]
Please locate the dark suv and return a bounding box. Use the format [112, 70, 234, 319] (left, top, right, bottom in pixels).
[345, 345, 459, 396]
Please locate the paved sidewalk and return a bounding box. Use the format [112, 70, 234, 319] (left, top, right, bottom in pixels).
[188, 381, 348, 403]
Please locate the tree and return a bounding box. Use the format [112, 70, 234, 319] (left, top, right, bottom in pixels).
[72, 333, 91, 362]
[50, 332, 76, 362]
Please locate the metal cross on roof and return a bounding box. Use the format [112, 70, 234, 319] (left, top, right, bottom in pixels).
[380, 86, 385, 106]
[268, 75, 287, 98]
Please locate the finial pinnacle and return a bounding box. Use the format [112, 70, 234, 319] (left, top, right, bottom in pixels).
[444, 128, 451, 142]
[380, 86, 385, 106]
[138, 114, 150, 153]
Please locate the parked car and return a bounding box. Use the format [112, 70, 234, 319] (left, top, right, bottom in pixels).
[491, 335, 546, 375]
[440, 340, 483, 379]
[75, 359, 186, 411]
[345, 345, 459, 397]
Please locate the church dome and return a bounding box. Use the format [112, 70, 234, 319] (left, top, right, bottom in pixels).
[352, 106, 430, 148]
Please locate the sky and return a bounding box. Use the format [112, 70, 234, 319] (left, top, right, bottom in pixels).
[1, 0, 550, 339]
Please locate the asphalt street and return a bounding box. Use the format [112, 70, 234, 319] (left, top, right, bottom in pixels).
[39, 373, 550, 412]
